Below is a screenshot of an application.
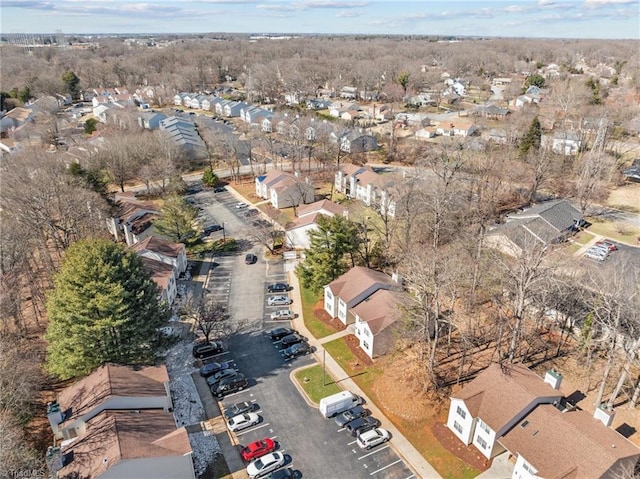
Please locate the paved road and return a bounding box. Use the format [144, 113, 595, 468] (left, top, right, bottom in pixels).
[191, 189, 415, 479]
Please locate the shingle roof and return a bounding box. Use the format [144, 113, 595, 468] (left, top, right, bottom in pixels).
[58, 410, 191, 479]
[297, 199, 345, 218]
[500, 404, 640, 478]
[57, 364, 169, 424]
[512, 200, 582, 232]
[452, 363, 561, 432]
[327, 266, 399, 306]
[141, 257, 174, 289]
[133, 236, 184, 258]
[351, 289, 403, 334]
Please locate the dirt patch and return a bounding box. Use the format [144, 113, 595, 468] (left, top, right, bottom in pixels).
[312, 302, 347, 332]
[432, 422, 491, 472]
[606, 183, 640, 212]
[343, 334, 375, 368]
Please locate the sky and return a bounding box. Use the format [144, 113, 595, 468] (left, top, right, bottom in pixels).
[1, 0, 639, 39]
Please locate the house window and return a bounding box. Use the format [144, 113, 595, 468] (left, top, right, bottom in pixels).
[364, 328, 370, 337]
[478, 419, 490, 434]
[363, 341, 369, 350]
[456, 406, 466, 419]
[476, 436, 487, 450]
[453, 421, 463, 434]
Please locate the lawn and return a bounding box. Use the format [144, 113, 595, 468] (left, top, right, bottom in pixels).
[299, 283, 339, 339]
[293, 365, 342, 404]
[586, 217, 640, 244]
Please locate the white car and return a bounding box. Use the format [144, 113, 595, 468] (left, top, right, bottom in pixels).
[356, 428, 390, 450]
[235, 202, 249, 209]
[227, 412, 259, 432]
[246, 452, 285, 478]
[267, 296, 292, 306]
[584, 248, 608, 261]
[270, 309, 295, 320]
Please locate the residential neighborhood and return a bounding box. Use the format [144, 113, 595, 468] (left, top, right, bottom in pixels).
[1, 25, 640, 479]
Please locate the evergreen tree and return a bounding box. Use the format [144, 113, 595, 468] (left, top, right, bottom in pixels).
[202, 168, 218, 187]
[84, 118, 98, 134]
[519, 115, 542, 156]
[153, 195, 199, 243]
[45, 239, 169, 379]
[296, 215, 358, 292]
[523, 73, 545, 90]
[62, 70, 81, 100]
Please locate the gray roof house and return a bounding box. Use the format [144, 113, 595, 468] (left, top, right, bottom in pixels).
[338, 130, 379, 153]
[552, 131, 582, 156]
[138, 112, 168, 130]
[487, 199, 583, 256]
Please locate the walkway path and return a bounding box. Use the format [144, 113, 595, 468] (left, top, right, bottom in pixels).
[285, 266, 442, 479]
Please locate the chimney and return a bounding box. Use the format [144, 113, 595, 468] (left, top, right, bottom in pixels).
[594, 404, 616, 427]
[544, 369, 563, 390]
[47, 401, 64, 435]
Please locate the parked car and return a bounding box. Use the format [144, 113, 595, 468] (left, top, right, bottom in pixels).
[335, 405, 369, 427]
[265, 469, 294, 479]
[206, 369, 239, 387]
[193, 341, 224, 359]
[267, 296, 292, 306]
[270, 310, 295, 320]
[245, 253, 257, 264]
[589, 244, 610, 254]
[280, 333, 304, 348]
[267, 283, 290, 293]
[282, 342, 311, 359]
[213, 375, 249, 397]
[227, 412, 259, 432]
[199, 361, 230, 377]
[244, 209, 259, 217]
[268, 327, 297, 341]
[235, 202, 249, 209]
[241, 438, 277, 462]
[224, 401, 254, 419]
[214, 187, 226, 193]
[246, 452, 285, 479]
[596, 240, 617, 251]
[345, 416, 379, 437]
[584, 248, 608, 261]
[356, 428, 390, 449]
[204, 224, 223, 234]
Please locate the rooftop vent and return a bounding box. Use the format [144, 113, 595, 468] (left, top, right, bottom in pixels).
[520, 420, 529, 429]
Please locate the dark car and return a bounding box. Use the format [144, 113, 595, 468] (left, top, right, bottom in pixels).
[280, 333, 304, 348]
[199, 361, 230, 377]
[224, 401, 254, 419]
[265, 469, 294, 479]
[213, 375, 248, 397]
[192, 341, 224, 359]
[245, 253, 257, 264]
[345, 416, 379, 437]
[266, 283, 290, 293]
[214, 187, 226, 193]
[282, 342, 311, 359]
[244, 209, 259, 217]
[206, 369, 239, 387]
[204, 224, 223, 234]
[335, 405, 369, 427]
[268, 327, 297, 341]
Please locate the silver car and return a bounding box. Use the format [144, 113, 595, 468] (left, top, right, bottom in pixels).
[267, 296, 292, 306]
[270, 309, 295, 320]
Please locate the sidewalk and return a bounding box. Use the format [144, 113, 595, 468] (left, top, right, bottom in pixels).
[286, 268, 442, 479]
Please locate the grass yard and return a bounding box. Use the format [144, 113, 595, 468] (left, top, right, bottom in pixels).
[299, 283, 339, 338]
[323, 338, 383, 391]
[293, 365, 342, 404]
[587, 217, 640, 244]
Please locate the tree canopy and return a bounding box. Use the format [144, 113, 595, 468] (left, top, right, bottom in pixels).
[153, 195, 199, 243]
[45, 239, 169, 379]
[296, 215, 358, 292]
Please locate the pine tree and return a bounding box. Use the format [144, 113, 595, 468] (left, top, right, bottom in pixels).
[519, 115, 542, 157]
[45, 239, 169, 379]
[296, 215, 358, 292]
[153, 195, 199, 243]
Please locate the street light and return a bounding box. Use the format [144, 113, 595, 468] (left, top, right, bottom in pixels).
[222, 221, 226, 241]
[323, 349, 326, 387]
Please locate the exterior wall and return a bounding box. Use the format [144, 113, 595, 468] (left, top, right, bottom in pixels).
[100, 454, 196, 479]
[138, 251, 178, 276]
[355, 183, 375, 206]
[354, 316, 374, 358]
[472, 417, 499, 459]
[511, 454, 539, 479]
[324, 287, 337, 317]
[446, 398, 475, 445]
[286, 224, 316, 249]
[164, 274, 177, 305]
[337, 298, 349, 324]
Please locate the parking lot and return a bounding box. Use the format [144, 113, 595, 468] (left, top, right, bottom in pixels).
[186, 186, 415, 478]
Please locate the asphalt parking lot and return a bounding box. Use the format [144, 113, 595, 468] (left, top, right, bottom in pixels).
[188, 187, 415, 478]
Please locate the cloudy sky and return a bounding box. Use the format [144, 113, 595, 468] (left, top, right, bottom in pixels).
[2, 0, 638, 39]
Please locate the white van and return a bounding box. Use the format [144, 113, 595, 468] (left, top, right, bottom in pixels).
[319, 391, 362, 418]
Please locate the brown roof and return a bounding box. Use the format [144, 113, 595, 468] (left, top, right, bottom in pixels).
[351, 289, 404, 334]
[297, 199, 345, 218]
[452, 363, 561, 432]
[327, 266, 399, 306]
[288, 211, 324, 230]
[59, 410, 191, 479]
[340, 163, 367, 177]
[57, 364, 169, 423]
[133, 236, 184, 258]
[116, 198, 160, 222]
[5, 107, 33, 122]
[141, 257, 174, 289]
[500, 405, 640, 478]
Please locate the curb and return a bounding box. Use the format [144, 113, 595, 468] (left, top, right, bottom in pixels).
[288, 364, 321, 408]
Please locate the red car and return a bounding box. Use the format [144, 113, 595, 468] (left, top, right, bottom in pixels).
[596, 241, 617, 252]
[240, 438, 276, 462]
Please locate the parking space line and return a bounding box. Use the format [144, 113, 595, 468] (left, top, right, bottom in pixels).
[348, 440, 357, 446]
[358, 445, 389, 460]
[235, 422, 270, 436]
[337, 427, 346, 432]
[369, 459, 402, 476]
[404, 475, 416, 479]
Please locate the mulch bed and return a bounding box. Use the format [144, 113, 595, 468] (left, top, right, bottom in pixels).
[432, 422, 491, 472]
[312, 302, 347, 332]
